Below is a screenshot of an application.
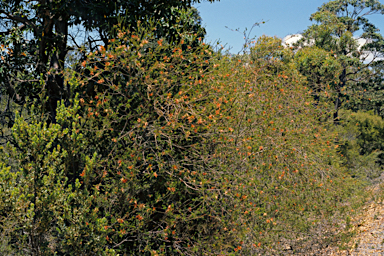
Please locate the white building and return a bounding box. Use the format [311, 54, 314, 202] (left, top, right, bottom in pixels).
[281, 34, 382, 62]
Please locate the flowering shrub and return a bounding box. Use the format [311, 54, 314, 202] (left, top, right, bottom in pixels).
[0, 24, 366, 255]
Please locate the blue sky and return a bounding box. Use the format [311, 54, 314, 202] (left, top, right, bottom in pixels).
[193, 0, 384, 53]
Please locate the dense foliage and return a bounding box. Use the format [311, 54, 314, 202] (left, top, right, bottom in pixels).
[337, 109, 384, 180]
[1, 0, 384, 255]
[0, 0, 215, 129]
[0, 23, 367, 255]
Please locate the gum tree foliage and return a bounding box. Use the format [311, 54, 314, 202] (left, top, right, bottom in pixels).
[294, 47, 342, 114]
[0, 0, 215, 130]
[297, 0, 384, 121]
[345, 65, 384, 116]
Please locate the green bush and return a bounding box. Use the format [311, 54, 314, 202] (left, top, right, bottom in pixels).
[337, 109, 384, 181]
[0, 99, 106, 255]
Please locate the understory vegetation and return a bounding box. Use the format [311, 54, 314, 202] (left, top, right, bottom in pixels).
[0, 0, 384, 255]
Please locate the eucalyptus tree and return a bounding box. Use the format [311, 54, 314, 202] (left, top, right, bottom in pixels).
[297, 0, 384, 121]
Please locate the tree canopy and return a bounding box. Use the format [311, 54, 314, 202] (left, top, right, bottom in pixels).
[0, 0, 216, 129]
[297, 0, 384, 120]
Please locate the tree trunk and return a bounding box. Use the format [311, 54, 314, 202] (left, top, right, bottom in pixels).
[38, 0, 69, 123]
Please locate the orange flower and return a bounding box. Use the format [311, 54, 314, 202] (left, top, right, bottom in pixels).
[80, 170, 85, 177]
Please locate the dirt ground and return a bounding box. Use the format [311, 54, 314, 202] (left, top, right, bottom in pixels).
[323, 182, 384, 256]
[339, 184, 384, 256]
[249, 180, 384, 255]
[288, 182, 384, 256]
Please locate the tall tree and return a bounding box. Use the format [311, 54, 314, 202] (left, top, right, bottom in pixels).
[0, 0, 215, 127]
[297, 0, 384, 121]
